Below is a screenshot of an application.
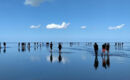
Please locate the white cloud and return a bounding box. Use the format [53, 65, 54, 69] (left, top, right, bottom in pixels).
[46, 22, 70, 29]
[24, 0, 49, 7]
[108, 24, 125, 30]
[30, 24, 41, 29]
[81, 26, 86, 29]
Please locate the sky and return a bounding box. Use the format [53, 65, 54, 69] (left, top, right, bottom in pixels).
[0, 0, 130, 42]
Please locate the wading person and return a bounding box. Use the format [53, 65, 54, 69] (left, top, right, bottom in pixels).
[50, 42, 53, 51]
[94, 42, 98, 55]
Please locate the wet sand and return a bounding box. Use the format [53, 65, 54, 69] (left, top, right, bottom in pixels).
[0, 42, 130, 80]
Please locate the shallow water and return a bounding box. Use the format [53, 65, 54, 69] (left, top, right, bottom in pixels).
[0, 42, 130, 80]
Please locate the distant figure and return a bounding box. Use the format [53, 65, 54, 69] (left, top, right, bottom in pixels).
[3, 42, 6, 48]
[94, 42, 98, 55]
[34, 42, 36, 51]
[46, 42, 49, 48]
[18, 42, 20, 52]
[106, 43, 110, 53]
[50, 42, 53, 51]
[58, 51, 62, 63]
[21, 42, 26, 52]
[58, 43, 62, 52]
[28, 42, 31, 52]
[70, 42, 73, 47]
[94, 55, 99, 70]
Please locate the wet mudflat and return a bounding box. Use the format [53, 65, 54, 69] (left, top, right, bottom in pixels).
[0, 42, 130, 80]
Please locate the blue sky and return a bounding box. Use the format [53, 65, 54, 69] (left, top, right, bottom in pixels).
[0, 0, 130, 42]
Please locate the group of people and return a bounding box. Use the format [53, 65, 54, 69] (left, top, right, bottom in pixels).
[0, 42, 7, 53]
[93, 42, 110, 69]
[115, 42, 124, 50]
[49, 42, 63, 63]
[18, 42, 44, 52]
[94, 42, 110, 55]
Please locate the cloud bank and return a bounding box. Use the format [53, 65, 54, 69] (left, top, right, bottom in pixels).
[24, 0, 50, 7]
[30, 24, 41, 29]
[81, 26, 86, 29]
[46, 22, 70, 29]
[108, 24, 125, 30]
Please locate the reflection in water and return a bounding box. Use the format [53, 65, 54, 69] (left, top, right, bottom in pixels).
[102, 54, 110, 69]
[58, 51, 62, 63]
[50, 51, 53, 63]
[94, 55, 99, 70]
[3, 47, 6, 53]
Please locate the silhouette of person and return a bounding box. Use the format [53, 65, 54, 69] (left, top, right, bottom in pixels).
[94, 55, 99, 70]
[58, 43, 62, 52]
[46, 42, 49, 48]
[3, 42, 6, 48]
[28, 42, 30, 52]
[50, 42, 53, 51]
[106, 43, 110, 53]
[50, 50, 53, 63]
[102, 43, 107, 53]
[18, 42, 20, 52]
[21, 42, 26, 52]
[34, 42, 36, 51]
[94, 42, 98, 55]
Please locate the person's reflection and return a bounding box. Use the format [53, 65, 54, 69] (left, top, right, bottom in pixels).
[106, 54, 110, 67]
[94, 55, 99, 70]
[58, 51, 62, 63]
[58, 43, 62, 62]
[3, 47, 6, 53]
[102, 55, 107, 69]
[50, 50, 53, 63]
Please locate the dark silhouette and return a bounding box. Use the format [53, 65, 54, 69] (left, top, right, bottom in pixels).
[94, 42, 98, 55]
[106, 43, 110, 53]
[21, 42, 26, 52]
[50, 50, 53, 63]
[28, 42, 31, 52]
[34, 42, 36, 51]
[70, 42, 73, 47]
[50, 42, 53, 51]
[102, 43, 106, 53]
[102, 55, 107, 69]
[46, 42, 49, 48]
[58, 50, 62, 63]
[18, 42, 20, 52]
[106, 54, 110, 67]
[58, 43, 62, 52]
[3, 42, 6, 48]
[3, 47, 6, 53]
[94, 55, 99, 70]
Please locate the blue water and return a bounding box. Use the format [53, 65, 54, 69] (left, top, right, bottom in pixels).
[0, 42, 130, 80]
